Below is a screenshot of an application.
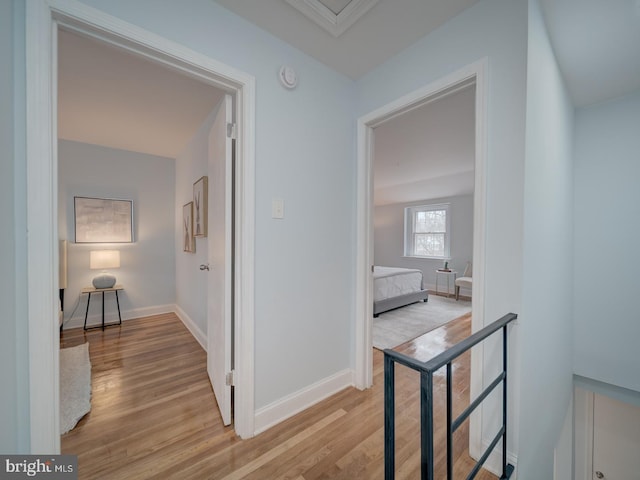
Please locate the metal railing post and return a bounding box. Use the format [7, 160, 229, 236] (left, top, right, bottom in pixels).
[383, 313, 517, 480]
[446, 363, 453, 480]
[502, 325, 508, 477]
[384, 352, 395, 480]
[421, 370, 434, 480]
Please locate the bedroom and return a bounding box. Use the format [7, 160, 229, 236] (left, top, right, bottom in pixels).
[55, 28, 240, 434]
[56, 28, 231, 336]
[371, 82, 475, 350]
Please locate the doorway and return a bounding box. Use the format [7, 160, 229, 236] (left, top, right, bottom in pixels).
[57, 26, 236, 426]
[25, 1, 256, 452]
[355, 59, 488, 455]
[370, 81, 476, 348]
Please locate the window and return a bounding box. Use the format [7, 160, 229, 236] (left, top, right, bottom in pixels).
[404, 204, 450, 259]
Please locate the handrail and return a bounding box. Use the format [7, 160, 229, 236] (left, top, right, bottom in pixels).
[383, 312, 518, 480]
[384, 312, 517, 373]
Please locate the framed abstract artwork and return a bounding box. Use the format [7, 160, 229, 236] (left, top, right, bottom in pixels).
[193, 176, 208, 237]
[183, 202, 195, 253]
[74, 196, 133, 243]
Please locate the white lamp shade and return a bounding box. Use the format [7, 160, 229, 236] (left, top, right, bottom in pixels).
[90, 250, 120, 270]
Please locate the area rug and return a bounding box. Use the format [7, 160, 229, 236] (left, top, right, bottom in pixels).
[373, 295, 471, 350]
[60, 342, 92, 434]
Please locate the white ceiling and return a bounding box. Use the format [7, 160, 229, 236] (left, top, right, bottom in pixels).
[541, 0, 640, 107]
[213, 0, 480, 79]
[373, 85, 475, 206]
[214, 0, 640, 103]
[58, 29, 225, 159]
[284, 0, 380, 37]
[57, 0, 640, 196]
[317, 0, 353, 15]
[213, 0, 640, 203]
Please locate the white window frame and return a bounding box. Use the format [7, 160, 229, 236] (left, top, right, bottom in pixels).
[404, 203, 451, 259]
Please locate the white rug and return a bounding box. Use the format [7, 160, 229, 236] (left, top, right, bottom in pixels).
[373, 295, 471, 350]
[60, 342, 92, 434]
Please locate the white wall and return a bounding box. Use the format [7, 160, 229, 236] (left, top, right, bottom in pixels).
[3, 0, 29, 453]
[174, 101, 222, 340]
[58, 140, 176, 328]
[357, 0, 527, 329]
[573, 88, 640, 393]
[73, 0, 356, 410]
[0, 0, 18, 453]
[374, 194, 474, 292]
[519, 1, 575, 477]
[357, 0, 528, 467]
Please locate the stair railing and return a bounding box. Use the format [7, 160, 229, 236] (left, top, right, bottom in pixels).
[383, 312, 518, 480]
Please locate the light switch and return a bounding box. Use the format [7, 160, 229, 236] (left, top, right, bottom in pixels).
[272, 198, 284, 219]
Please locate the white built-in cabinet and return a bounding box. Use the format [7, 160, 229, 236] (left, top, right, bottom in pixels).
[575, 387, 640, 480]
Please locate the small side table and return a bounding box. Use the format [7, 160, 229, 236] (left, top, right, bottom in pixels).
[82, 284, 124, 331]
[435, 270, 457, 298]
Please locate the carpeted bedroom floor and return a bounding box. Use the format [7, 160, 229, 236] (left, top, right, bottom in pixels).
[373, 294, 471, 349]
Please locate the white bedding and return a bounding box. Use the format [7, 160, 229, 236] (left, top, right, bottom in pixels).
[373, 266, 424, 302]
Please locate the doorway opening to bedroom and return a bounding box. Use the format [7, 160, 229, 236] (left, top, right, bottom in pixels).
[25, 1, 256, 452]
[56, 25, 238, 440]
[370, 81, 475, 351]
[355, 60, 487, 457]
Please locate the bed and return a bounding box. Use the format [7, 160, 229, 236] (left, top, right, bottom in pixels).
[373, 266, 428, 317]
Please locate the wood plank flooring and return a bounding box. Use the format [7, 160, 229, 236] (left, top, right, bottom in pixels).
[61, 312, 496, 479]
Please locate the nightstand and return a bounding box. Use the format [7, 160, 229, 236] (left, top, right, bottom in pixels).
[435, 270, 457, 298]
[81, 284, 124, 330]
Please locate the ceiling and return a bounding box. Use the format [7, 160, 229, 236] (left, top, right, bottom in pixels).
[57, 0, 640, 194]
[213, 0, 480, 79]
[373, 85, 475, 206]
[541, 0, 640, 107]
[58, 29, 225, 159]
[316, 0, 354, 15]
[215, 0, 640, 104]
[285, 0, 380, 37]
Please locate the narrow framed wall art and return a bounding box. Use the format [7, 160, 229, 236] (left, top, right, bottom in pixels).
[183, 202, 196, 253]
[193, 176, 208, 237]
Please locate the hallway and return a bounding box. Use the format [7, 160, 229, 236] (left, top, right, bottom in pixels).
[61, 312, 495, 479]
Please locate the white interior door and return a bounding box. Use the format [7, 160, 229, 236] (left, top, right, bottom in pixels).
[592, 393, 640, 480]
[207, 94, 233, 426]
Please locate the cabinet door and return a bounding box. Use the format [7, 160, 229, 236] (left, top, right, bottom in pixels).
[592, 394, 640, 480]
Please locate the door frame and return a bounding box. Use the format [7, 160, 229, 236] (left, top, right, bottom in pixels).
[354, 59, 488, 456]
[26, 0, 256, 452]
[573, 386, 594, 480]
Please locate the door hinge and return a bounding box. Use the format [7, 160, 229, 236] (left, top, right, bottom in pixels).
[225, 370, 235, 386]
[226, 122, 237, 139]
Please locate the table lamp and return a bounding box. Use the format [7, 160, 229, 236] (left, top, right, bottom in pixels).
[90, 250, 120, 289]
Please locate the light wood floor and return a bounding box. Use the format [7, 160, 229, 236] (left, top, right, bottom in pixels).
[61, 312, 496, 479]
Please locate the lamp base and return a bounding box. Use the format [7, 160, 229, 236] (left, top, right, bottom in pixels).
[92, 273, 116, 289]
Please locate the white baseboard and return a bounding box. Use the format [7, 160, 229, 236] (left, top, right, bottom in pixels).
[424, 282, 472, 298]
[173, 304, 207, 351]
[477, 438, 518, 479]
[62, 302, 207, 351]
[62, 304, 175, 330]
[254, 369, 354, 435]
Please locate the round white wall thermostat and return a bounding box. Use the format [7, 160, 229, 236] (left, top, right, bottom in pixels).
[279, 65, 298, 89]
